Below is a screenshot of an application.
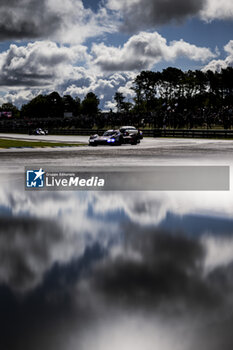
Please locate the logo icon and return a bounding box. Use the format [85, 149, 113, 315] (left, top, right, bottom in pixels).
[26, 169, 45, 188]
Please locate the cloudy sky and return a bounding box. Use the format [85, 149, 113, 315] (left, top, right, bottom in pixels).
[0, 0, 233, 109]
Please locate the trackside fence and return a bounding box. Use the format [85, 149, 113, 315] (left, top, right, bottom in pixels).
[47, 128, 233, 139]
[1, 127, 233, 139]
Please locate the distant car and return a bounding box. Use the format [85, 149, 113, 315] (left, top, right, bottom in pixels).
[29, 128, 48, 135]
[119, 126, 143, 144]
[89, 130, 123, 146]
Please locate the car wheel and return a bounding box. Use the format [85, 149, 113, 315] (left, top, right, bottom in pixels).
[131, 138, 137, 145]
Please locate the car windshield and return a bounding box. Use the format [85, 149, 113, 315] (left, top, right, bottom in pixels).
[120, 127, 136, 132]
[103, 131, 116, 136]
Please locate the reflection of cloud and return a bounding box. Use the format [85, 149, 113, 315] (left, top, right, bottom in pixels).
[0, 242, 102, 350]
[202, 235, 233, 273]
[83, 190, 233, 226]
[77, 226, 233, 350]
[0, 188, 123, 293]
[84, 228, 219, 312]
[1, 186, 233, 297]
[0, 215, 89, 292]
[1, 186, 233, 349]
[1, 181, 233, 228]
[79, 314, 193, 350]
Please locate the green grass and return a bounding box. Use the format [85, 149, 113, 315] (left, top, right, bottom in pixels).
[0, 138, 86, 149]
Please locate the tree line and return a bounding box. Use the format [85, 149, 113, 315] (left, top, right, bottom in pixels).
[0, 92, 100, 119]
[21, 91, 100, 119]
[115, 66, 233, 113]
[0, 67, 233, 129]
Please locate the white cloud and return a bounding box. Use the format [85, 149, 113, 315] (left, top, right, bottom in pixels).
[0, 0, 61, 40]
[0, 0, 116, 44]
[106, 0, 233, 32]
[203, 40, 233, 72]
[0, 0, 232, 47]
[0, 54, 135, 110]
[63, 72, 136, 110]
[202, 59, 229, 72]
[106, 0, 205, 31]
[0, 39, 138, 109]
[200, 0, 233, 21]
[92, 31, 216, 72]
[49, 0, 117, 44]
[3, 90, 40, 107]
[0, 41, 90, 87]
[0, 32, 220, 110]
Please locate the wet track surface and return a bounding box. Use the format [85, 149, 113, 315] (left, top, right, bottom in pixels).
[1, 134, 233, 170]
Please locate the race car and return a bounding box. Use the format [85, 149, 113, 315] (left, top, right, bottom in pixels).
[29, 128, 48, 135]
[119, 126, 143, 144]
[89, 130, 123, 146]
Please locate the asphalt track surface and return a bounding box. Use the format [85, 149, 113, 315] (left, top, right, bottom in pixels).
[1, 133, 233, 171]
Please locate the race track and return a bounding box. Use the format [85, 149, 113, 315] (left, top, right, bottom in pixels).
[1, 133, 233, 171]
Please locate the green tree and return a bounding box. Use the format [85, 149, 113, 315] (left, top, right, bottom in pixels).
[114, 92, 125, 112]
[131, 70, 161, 112]
[160, 67, 184, 102]
[0, 102, 20, 118]
[81, 92, 99, 115]
[47, 91, 63, 118]
[74, 97, 81, 116]
[222, 67, 233, 98]
[21, 95, 49, 118]
[62, 95, 81, 117]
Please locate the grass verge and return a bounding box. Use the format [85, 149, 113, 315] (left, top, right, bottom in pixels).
[0, 138, 86, 149]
